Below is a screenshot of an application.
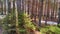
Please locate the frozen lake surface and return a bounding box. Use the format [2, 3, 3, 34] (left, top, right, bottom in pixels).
[41, 21, 57, 25]
[0, 15, 6, 19]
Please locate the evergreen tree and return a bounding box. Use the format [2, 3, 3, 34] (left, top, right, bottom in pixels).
[18, 12, 36, 34]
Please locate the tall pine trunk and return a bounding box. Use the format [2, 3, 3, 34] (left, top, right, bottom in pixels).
[14, 0, 20, 34]
[39, 0, 43, 27]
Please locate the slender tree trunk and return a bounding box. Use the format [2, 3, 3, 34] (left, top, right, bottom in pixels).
[1, 0, 3, 15]
[14, 0, 20, 34]
[45, 0, 50, 25]
[58, 8, 60, 24]
[39, 0, 43, 27]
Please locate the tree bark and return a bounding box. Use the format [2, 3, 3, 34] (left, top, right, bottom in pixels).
[39, 0, 43, 27]
[14, 0, 20, 34]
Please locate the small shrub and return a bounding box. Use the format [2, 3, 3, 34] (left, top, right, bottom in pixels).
[18, 13, 36, 34]
[57, 24, 60, 28]
[40, 26, 60, 34]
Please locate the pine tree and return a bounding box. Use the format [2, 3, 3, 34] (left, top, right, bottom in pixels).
[18, 12, 36, 34]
